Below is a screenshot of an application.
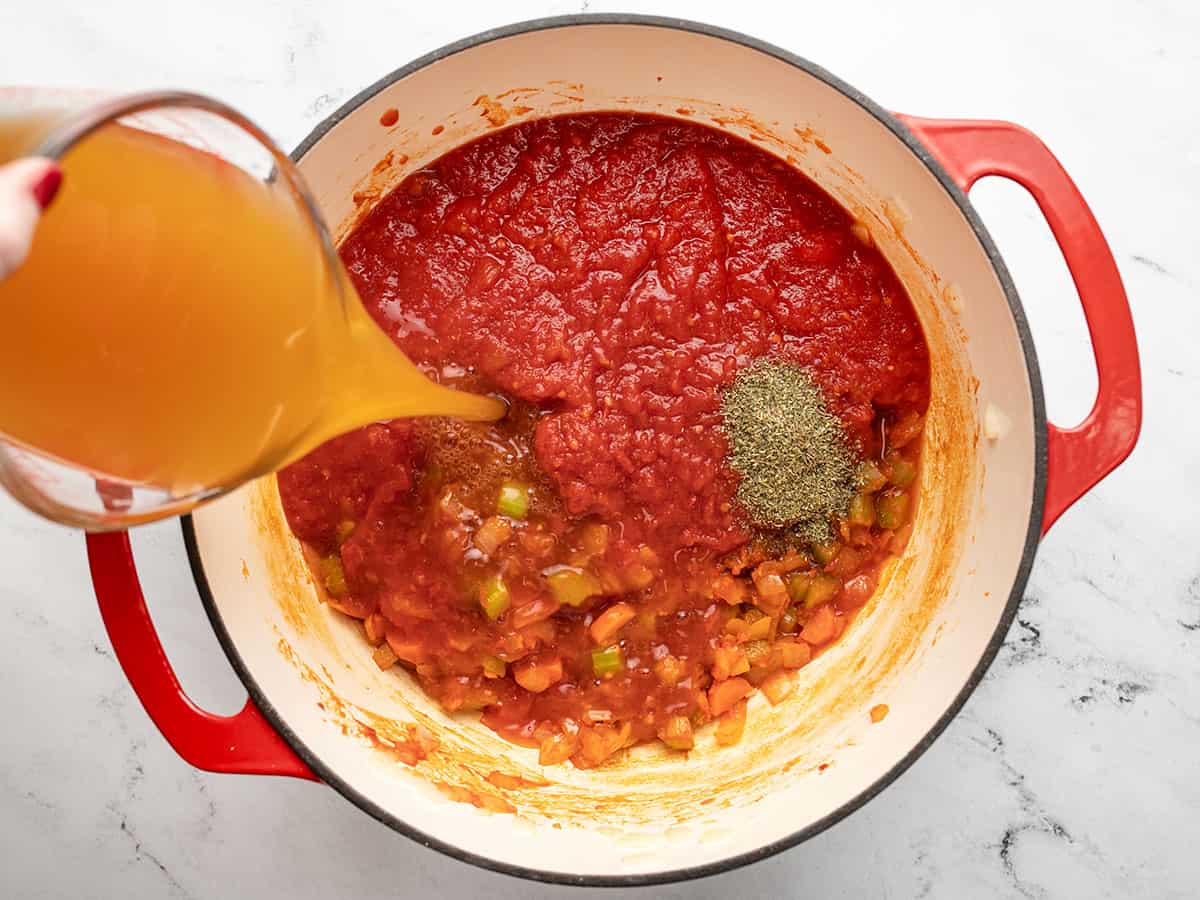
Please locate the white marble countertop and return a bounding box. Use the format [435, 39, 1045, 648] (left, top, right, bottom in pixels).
[2, 1, 1196, 897]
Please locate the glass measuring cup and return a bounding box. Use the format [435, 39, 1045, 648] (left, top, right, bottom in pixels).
[0, 89, 502, 529]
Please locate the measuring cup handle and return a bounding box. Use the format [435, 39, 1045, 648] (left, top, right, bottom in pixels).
[86, 531, 317, 780]
[899, 115, 1142, 534]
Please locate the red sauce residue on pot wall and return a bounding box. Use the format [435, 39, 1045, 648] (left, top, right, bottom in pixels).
[275, 636, 439, 765]
[435, 780, 517, 814]
[471, 94, 531, 127]
[379, 108, 399, 127]
[487, 770, 551, 790]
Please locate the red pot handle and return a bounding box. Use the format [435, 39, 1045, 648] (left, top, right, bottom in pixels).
[86, 530, 318, 780]
[898, 116, 1142, 534]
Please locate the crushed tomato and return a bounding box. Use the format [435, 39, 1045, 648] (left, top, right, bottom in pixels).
[277, 113, 929, 768]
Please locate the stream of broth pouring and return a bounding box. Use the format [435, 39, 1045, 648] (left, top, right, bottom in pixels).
[0, 119, 504, 496]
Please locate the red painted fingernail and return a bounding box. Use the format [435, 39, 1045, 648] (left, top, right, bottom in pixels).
[31, 167, 62, 210]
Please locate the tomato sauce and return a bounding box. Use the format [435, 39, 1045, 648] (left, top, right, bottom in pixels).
[278, 113, 930, 767]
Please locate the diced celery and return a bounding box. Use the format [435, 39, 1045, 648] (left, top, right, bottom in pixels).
[848, 493, 875, 527]
[546, 567, 602, 606]
[779, 604, 800, 634]
[744, 639, 771, 665]
[889, 457, 917, 488]
[745, 615, 773, 641]
[876, 491, 910, 530]
[811, 540, 841, 565]
[786, 572, 814, 604]
[857, 461, 888, 493]
[319, 555, 348, 597]
[497, 481, 530, 519]
[805, 574, 840, 609]
[479, 576, 511, 620]
[591, 645, 623, 677]
[482, 655, 507, 678]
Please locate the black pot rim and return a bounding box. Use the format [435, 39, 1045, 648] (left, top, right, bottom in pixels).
[183, 12, 1047, 889]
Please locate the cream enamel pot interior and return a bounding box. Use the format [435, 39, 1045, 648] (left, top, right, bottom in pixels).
[86, 15, 1141, 886]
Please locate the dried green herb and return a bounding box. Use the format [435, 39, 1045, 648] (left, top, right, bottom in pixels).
[721, 361, 855, 542]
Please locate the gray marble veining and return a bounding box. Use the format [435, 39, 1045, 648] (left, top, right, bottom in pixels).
[2, 0, 1198, 897]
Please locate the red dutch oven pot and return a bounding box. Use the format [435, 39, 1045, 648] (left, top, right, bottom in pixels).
[86, 16, 1140, 886]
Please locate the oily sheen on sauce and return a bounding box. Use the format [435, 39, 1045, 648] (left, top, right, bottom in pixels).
[278, 113, 929, 768]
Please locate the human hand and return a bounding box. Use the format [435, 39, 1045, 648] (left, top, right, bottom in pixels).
[0, 158, 61, 279]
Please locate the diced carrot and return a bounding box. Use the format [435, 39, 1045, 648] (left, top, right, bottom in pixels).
[801, 605, 837, 646]
[708, 676, 752, 717]
[578, 522, 610, 557]
[776, 638, 813, 669]
[327, 593, 374, 620]
[575, 724, 625, 768]
[590, 602, 636, 645]
[711, 643, 746, 681]
[654, 654, 684, 685]
[622, 563, 656, 591]
[715, 699, 747, 746]
[513, 654, 563, 693]
[363, 612, 387, 646]
[372, 643, 399, 670]
[386, 630, 428, 664]
[712, 573, 750, 604]
[658, 715, 694, 751]
[538, 731, 579, 766]
[509, 595, 561, 630]
[725, 617, 750, 639]
[519, 529, 557, 558]
[474, 516, 513, 555]
[761, 671, 795, 705]
[519, 618, 557, 646]
[540, 734, 576, 768]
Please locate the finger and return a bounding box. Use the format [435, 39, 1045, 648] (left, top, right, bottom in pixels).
[0, 158, 62, 279]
